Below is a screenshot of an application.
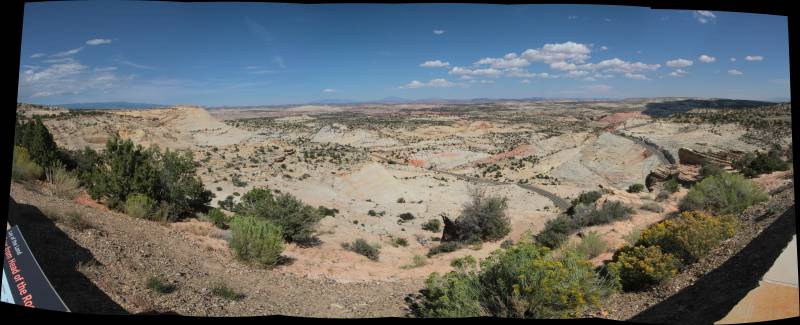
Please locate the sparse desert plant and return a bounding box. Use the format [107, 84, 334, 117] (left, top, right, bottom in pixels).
[640, 201, 664, 213]
[317, 205, 338, 217]
[229, 216, 285, 267]
[146, 276, 177, 294]
[402, 255, 429, 269]
[11, 146, 43, 181]
[64, 209, 93, 230]
[636, 211, 737, 263]
[342, 238, 381, 261]
[655, 190, 670, 202]
[627, 183, 645, 193]
[679, 172, 767, 215]
[391, 237, 409, 247]
[416, 269, 484, 317]
[397, 197, 406, 203]
[125, 193, 156, 219]
[699, 163, 724, 179]
[535, 216, 573, 248]
[575, 231, 608, 258]
[449, 255, 477, 271]
[566, 191, 603, 215]
[421, 219, 442, 232]
[606, 245, 680, 292]
[210, 282, 244, 301]
[623, 227, 643, 246]
[578, 201, 634, 226]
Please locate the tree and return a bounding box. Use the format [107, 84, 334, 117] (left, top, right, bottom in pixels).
[156, 149, 214, 219]
[14, 116, 61, 168]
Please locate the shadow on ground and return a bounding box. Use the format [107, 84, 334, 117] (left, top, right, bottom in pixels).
[630, 205, 796, 324]
[7, 197, 128, 315]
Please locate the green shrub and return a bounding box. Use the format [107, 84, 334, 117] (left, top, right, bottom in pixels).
[699, 163, 724, 179]
[427, 241, 462, 257]
[623, 227, 643, 246]
[735, 150, 790, 177]
[417, 270, 484, 317]
[235, 187, 323, 243]
[146, 276, 177, 294]
[575, 231, 607, 258]
[14, 117, 61, 168]
[125, 193, 156, 219]
[567, 191, 603, 215]
[536, 216, 573, 248]
[397, 197, 406, 203]
[65, 209, 93, 230]
[637, 211, 737, 263]
[627, 184, 645, 193]
[317, 206, 338, 217]
[450, 255, 477, 271]
[367, 209, 378, 217]
[452, 189, 510, 243]
[679, 172, 767, 215]
[11, 146, 43, 181]
[342, 239, 380, 261]
[207, 208, 228, 229]
[230, 216, 285, 267]
[606, 245, 680, 291]
[422, 219, 442, 232]
[398, 212, 415, 222]
[664, 177, 680, 193]
[578, 201, 634, 226]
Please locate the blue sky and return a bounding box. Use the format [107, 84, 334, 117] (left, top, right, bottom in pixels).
[18, 2, 790, 106]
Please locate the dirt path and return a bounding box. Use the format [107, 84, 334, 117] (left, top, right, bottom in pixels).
[433, 169, 571, 210]
[8, 182, 419, 317]
[610, 130, 670, 165]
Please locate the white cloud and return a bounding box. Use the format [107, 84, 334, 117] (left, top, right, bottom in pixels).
[323, 88, 336, 93]
[30, 53, 45, 59]
[479, 80, 495, 84]
[666, 58, 693, 68]
[582, 58, 661, 74]
[568, 15, 578, 20]
[745, 55, 764, 61]
[604, 18, 612, 22]
[730, 57, 736, 62]
[728, 69, 743, 75]
[624, 73, 649, 80]
[520, 79, 530, 84]
[693, 10, 716, 24]
[599, 45, 608, 51]
[505, 68, 535, 78]
[420, 60, 450, 68]
[521, 41, 592, 64]
[86, 38, 112, 46]
[668, 69, 689, 77]
[433, 30, 445, 35]
[475, 56, 530, 69]
[18, 57, 123, 99]
[550, 61, 577, 71]
[50, 47, 83, 57]
[449, 66, 503, 78]
[566, 70, 589, 78]
[401, 78, 456, 89]
[698, 54, 716, 63]
[93, 66, 118, 72]
[115, 58, 157, 70]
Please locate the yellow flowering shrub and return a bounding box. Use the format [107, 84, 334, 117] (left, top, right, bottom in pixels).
[606, 245, 680, 291]
[637, 211, 737, 263]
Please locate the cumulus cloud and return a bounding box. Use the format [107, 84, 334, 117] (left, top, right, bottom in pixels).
[698, 54, 716, 63]
[433, 30, 445, 35]
[51, 47, 83, 57]
[521, 41, 592, 64]
[449, 66, 503, 78]
[566, 70, 589, 78]
[420, 60, 450, 68]
[745, 55, 764, 61]
[666, 58, 693, 68]
[728, 69, 743, 75]
[401, 78, 456, 89]
[624, 73, 649, 80]
[581, 58, 661, 74]
[693, 10, 716, 24]
[668, 69, 689, 77]
[86, 38, 112, 45]
[475, 56, 530, 69]
[323, 88, 336, 93]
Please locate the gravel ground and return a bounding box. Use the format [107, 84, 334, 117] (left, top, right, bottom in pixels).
[8, 182, 420, 317]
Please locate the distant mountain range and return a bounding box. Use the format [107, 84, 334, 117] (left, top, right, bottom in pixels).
[53, 101, 166, 109]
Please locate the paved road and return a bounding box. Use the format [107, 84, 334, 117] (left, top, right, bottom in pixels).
[425, 169, 572, 211]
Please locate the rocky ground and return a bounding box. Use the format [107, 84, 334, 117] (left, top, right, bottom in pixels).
[8, 182, 418, 317]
